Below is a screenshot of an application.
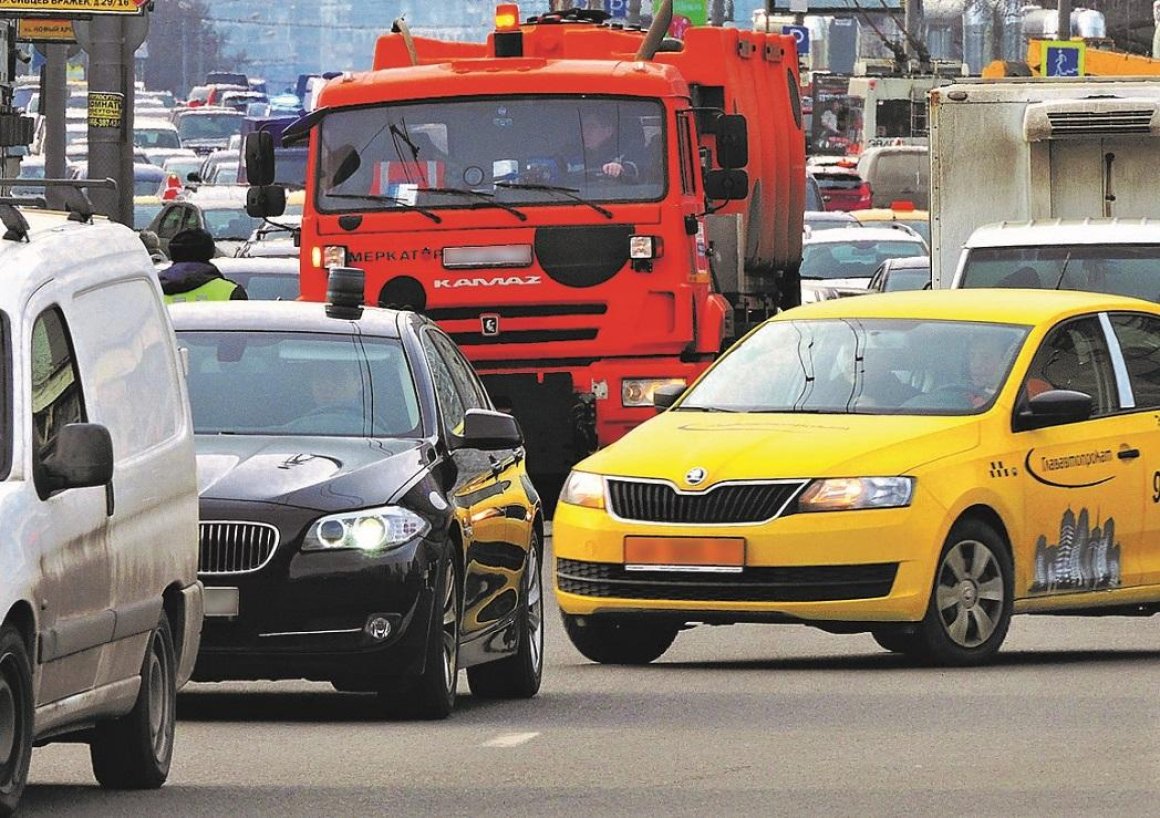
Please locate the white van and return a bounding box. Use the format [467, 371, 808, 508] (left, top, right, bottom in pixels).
[0, 206, 202, 813]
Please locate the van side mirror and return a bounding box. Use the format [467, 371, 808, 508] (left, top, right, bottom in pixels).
[246, 184, 286, 218]
[653, 384, 686, 410]
[245, 131, 276, 186]
[459, 409, 523, 450]
[715, 114, 748, 169]
[42, 423, 114, 492]
[704, 169, 749, 201]
[1015, 389, 1093, 431]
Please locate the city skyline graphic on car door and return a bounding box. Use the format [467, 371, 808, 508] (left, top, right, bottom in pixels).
[1030, 507, 1121, 594]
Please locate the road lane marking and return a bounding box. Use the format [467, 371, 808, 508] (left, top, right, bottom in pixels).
[482, 732, 540, 748]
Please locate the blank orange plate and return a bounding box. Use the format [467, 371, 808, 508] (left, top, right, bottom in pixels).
[624, 536, 746, 567]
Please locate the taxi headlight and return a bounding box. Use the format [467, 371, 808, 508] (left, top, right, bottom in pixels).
[303, 505, 429, 552]
[559, 470, 605, 510]
[797, 477, 915, 512]
[621, 377, 687, 408]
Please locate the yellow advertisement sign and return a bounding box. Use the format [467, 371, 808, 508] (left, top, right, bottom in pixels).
[87, 91, 123, 129]
[0, 0, 146, 14]
[16, 18, 76, 41]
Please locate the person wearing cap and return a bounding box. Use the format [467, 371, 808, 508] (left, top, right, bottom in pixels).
[159, 228, 248, 303]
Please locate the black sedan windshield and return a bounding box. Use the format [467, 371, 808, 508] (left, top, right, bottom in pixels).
[179, 331, 421, 436]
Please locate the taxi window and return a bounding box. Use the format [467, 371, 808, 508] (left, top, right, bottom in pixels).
[1023, 317, 1118, 416]
[1109, 313, 1160, 410]
[422, 331, 465, 433]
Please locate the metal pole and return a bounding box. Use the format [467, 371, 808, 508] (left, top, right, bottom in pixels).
[87, 15, 129, 224]
[628, 0, 642, 26]
[42, 45, 67, 211]
[1058, 0, 1072, 40]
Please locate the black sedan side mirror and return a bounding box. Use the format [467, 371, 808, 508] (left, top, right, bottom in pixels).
[1015, 389, 1093, 431]
[42, 423, 114, 492]
[460, 409, 523, 450]
[653, 384, 686, 411]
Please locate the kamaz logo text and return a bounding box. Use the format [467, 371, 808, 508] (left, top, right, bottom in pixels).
[433, 275, 542, 289]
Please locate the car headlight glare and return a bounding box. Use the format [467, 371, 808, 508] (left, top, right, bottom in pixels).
[621, 377, 687, 408]
[303, 505, 429, 552]
[798, 477, 915, 512]
[559, 470, 605, 510]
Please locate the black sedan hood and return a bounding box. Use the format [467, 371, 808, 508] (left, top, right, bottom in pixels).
[195, 435, 431, 512]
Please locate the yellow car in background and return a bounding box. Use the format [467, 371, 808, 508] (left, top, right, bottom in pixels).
[849, 203, 930, 246]
[555, 290, 1160, 666]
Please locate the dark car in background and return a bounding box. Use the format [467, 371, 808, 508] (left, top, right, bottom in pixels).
[868, 255, 932, 293]
[173, 107, 245, 155]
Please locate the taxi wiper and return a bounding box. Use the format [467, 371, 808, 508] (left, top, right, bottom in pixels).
[495, 181, 614, 220]
[326, 193, 442, 223]
[672, 405, 738, 413]
[420, 186, 527, 221]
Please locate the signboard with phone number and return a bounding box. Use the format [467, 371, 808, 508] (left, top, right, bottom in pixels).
[0, 0, 146, 15]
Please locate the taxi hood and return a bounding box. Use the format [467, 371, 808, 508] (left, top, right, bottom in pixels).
[580, 411, 980, 482]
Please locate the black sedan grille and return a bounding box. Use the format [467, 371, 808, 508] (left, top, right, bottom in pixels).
[199, 521, 279, 574]
[607, 479, 806, 525]
[556, 558, 898, 603]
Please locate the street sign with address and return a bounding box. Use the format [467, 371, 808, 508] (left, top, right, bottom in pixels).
[0, 0, 146, 14]
[87, 91, 123, 128]
[16, 18, 76, 41]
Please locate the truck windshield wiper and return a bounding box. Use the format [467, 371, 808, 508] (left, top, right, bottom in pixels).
[419, 186, 528, 221]
[495, 181, 614, 220]
[326, 193, 442, 223]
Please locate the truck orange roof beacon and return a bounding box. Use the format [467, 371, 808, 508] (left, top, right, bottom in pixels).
[244, 1, 805, 502]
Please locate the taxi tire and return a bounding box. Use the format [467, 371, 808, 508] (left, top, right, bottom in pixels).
[562, 614, 678, 665]
[466, 533, 544, 699]
[870, 627, 923, 656]
[0, 625, 33, 817]
[90, 613, 177, 789]
[914, 519, 1013, 667]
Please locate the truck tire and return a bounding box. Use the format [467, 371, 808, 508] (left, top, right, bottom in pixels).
[562, 613, 678, 665]
[90, 613, 177, 789]
[0, 625, 33, 816]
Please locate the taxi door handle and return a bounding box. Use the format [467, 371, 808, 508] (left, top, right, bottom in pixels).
[1117, 447, 1140, 461]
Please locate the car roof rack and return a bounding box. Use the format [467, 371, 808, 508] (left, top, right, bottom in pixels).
[0, 177, 118, 226]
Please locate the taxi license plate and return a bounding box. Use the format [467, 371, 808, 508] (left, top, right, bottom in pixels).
[204, 587, 240, 618]
[624, 536, 745, 573]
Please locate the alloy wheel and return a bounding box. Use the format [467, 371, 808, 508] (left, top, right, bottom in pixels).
[934, 539, 1006, 648]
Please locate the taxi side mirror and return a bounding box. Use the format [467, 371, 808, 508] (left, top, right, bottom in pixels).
[1015, 389, 1093, 431]
[653, 384, 686, 411]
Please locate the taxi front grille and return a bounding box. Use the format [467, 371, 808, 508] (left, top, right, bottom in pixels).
[556, 558, 898, 602]
[607, 479, 806, 525]
[199, 521, 279, 575]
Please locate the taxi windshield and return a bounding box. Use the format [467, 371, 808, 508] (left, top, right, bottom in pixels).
[678, 318, 1029, 415]
[315, 96, 666, 211]
[179, 331, 422, 437]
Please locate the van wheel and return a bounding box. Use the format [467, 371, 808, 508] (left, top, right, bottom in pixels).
[562, 614, 678, 665]
[90, 613, 177, 789]
[467, 533, 544, 699]
[0, 625, 33, 817]
[913, 520, 1013, 666]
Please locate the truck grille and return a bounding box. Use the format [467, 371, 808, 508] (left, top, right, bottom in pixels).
[199, 521, 279, 575]
[607, 479, 806, 525]
[556, 558, 898, 602]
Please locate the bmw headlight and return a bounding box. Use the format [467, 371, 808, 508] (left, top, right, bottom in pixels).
[559, 470, 606, 510]
[302, 505, 430, 552]
[797, 477, 915, 512]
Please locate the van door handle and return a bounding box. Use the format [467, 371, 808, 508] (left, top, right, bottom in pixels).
[1117, 447, 1140, 461]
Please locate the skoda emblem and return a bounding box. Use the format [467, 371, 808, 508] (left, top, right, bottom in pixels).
[685, 467, 707, 486]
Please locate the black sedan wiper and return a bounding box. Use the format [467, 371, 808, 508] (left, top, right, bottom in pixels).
[327, 193, 442, 223]
[420, 186, 527, 221]
[495, 181, 614, 220]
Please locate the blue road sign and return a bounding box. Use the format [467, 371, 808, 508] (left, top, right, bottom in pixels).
[782, 24, 810, 56]
[1044, 44, 1082, 77]
[607, 0, 628, 18]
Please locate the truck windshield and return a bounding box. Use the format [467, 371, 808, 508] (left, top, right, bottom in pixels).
[315, 96, 666, 212]
[959, 245, 1160, 301]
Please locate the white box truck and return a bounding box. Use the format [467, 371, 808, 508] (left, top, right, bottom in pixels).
[929, 77, 1160, 288]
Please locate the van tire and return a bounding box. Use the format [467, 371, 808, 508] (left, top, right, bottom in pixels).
[0, 625, 34, 816]
[90, 613, 177, 789]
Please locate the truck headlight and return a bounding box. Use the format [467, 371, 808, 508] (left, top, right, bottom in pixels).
[621, 377, 687, 407]
[559, 470, 605, 510]
[311, 245, 348, 269]
[302, 505, 429, 552]
[797, 477, 915, 512]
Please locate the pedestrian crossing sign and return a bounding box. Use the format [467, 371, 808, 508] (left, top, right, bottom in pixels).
[1041, 41, 1085, 77]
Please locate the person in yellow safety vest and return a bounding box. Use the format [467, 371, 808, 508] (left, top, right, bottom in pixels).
[160, 228, 248, 303]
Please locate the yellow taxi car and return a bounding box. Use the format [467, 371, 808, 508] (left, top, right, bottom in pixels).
[554, 289, 1160, 666]
[849, 203, 930, 246]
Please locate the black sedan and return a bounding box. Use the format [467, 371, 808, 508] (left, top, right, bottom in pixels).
[169, 289, 543, 719]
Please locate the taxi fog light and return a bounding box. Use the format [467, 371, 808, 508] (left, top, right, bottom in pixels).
[798, 477, 915, 512]
[303, 506, 429, 552]
[560, 470, 605, 510]
[629, 235, 662, 259]
[621, 377, 687, 408]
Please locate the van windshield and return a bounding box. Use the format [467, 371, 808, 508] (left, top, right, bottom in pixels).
[959, 244, 1160, 301]
[316, 96, 666, 211]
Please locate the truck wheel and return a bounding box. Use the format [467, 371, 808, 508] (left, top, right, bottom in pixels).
[379, 554, 460, 720]
[90, 613, 177, 789]
[467, 533, 544, 699]
[912, 520, 1013, 666]
[0, 625, 33, 817]
[562, 613, 678, 665]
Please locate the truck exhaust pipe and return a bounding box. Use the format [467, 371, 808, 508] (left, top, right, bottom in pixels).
[391, 17, 419, 66]
[634, 0, 674, 61]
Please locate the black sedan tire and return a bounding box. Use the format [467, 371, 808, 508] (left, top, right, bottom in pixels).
[562, 613, 678, 665]
[0, 625, 34, 817]
[90, 613, 177, 789]
[467, 533, 544, 699]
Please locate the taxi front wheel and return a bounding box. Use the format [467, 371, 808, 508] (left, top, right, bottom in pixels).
[562, 613, 678, 665]
[914, 519, 1013, 666]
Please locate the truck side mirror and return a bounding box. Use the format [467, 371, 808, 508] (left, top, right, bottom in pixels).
[245, 131, 276, 186]
[715, 114, 748, 169]
[246, 185, 286, 218]
[704, 169, 748, 201]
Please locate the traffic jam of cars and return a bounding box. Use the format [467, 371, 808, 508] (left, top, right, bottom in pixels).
[3, 0, 1160, 813]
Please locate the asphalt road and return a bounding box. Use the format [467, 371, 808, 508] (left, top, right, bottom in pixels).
[21, 535, 1160, 817]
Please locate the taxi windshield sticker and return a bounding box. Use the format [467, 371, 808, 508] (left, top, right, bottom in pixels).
[1030, 507, 1121, 594]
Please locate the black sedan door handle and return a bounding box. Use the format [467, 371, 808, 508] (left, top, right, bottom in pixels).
[1117, 447, 1140, 460]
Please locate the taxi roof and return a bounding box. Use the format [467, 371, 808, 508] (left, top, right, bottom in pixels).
[168, 300, 408, 339]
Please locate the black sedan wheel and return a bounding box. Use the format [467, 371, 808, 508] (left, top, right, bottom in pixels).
[0, 625, 33, 817]
[562, 614, 678, 665]
[467, 532, 544, 699]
